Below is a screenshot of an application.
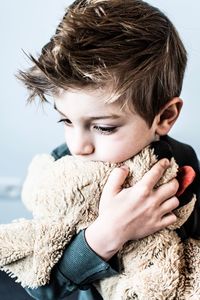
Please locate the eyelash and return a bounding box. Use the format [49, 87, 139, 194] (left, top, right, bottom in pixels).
[58, 119, 117, 135]
[93, 125, 117, 134]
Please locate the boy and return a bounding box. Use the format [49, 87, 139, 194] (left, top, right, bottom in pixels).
[18, 0, 200, 299]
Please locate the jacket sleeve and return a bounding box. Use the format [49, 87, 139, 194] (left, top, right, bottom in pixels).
[25, 230, 120, 300]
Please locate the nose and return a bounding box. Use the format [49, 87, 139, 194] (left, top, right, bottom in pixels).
[68, 131, 94, 156]
[75, 144, 94, 156]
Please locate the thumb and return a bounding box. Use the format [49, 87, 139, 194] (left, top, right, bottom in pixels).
[103, 165, 129, 196]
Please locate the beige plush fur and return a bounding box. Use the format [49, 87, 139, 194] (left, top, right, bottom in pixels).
[0, 145, 199, 299]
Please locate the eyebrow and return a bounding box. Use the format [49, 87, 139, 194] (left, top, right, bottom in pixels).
[54, 103, 121, 121]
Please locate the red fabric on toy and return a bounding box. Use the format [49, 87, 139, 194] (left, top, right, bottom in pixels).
[176, 166, 196, 197]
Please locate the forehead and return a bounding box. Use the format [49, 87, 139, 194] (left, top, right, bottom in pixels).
[54, 88, 134, 117]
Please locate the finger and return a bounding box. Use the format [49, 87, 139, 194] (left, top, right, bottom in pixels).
[159, 196, 179, 216]
[154, 178, 179, 205]
[160, 212, 177, 228]
[103, 166, 129, 196]
[140, 159, 170, 190]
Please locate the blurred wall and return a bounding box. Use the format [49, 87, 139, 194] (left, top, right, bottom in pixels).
[1, 0, 200, 185]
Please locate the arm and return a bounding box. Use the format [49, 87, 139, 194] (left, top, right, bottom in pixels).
[25, 230, 119, 300]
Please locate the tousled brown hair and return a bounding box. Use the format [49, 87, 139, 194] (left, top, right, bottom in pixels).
[18, 0, 187, 126]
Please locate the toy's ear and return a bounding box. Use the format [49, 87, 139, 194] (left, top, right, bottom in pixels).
[155, 97, 183, 136]
[150, 140, 173, 161]
[150, 140, 196, 209]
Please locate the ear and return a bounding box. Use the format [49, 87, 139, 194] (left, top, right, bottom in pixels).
[155, 97, 183, 136]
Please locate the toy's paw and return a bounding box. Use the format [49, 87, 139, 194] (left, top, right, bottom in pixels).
[151, 140, 196, 208]
[0, 219, 35, 266]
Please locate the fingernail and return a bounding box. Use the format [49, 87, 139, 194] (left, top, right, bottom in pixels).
[163, 158, 170, 167]
[121, 165, 129, 172]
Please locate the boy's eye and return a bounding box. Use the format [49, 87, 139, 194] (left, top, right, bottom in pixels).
[58, 118, 72, 126]
[93, 125, 117, 134]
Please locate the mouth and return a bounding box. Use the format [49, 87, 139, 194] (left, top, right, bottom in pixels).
[73, 155, 93, 161]
[72, 155, 104, 163]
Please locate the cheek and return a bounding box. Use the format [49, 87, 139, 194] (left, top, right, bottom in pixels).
[111, 143, 137, 162]
[97, 130, 154, 163]
[96, 138, 137, 163]
[64, 129, 73, 148]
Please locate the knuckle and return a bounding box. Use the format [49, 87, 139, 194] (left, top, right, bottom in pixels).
[139, 184, 151, 199]
[146, 202, 158, 220]
[152, 215, 162, 231]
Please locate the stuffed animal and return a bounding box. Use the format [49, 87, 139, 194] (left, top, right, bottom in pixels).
[0, 140, 199, 300]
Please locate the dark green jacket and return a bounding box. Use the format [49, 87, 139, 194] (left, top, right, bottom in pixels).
[25, 136, 200, 300]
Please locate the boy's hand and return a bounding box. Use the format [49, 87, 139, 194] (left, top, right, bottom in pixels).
[85, 159, 179, 260]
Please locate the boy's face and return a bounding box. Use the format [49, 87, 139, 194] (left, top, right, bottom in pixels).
[54, 88, 158, 163]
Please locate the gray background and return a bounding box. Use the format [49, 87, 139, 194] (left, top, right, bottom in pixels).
[0, 0, 199, 221]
